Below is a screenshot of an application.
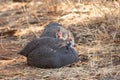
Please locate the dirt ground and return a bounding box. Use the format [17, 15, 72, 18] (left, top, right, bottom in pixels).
[0, 39, 120, 80]
[0, 0, 120, 80]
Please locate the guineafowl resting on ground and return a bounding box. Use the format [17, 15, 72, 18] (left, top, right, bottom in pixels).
[18, 22, 78, 68]
[40, 22, 75, 44]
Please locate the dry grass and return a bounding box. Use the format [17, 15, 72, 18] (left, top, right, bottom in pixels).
[0, 0, 120, 80]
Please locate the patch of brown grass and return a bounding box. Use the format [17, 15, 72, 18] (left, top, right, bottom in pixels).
[0, 0, 120, 80]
